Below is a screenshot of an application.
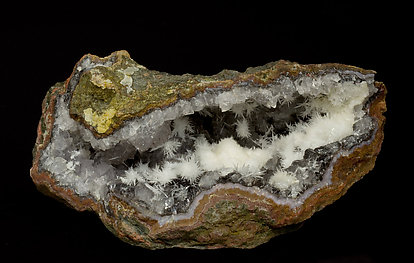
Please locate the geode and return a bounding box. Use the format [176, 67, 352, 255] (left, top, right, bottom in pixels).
[30, 50, 386, 249]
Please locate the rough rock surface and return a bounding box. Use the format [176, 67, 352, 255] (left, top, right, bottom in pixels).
[30, 51, 386, 249]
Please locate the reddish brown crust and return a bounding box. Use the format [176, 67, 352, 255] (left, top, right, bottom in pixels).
[30, 52, 386, 248]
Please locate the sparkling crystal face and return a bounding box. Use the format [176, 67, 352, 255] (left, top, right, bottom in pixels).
[39, 58, 377, 217]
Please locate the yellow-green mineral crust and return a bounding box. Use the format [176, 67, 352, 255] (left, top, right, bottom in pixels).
[69, 51, 239, 137]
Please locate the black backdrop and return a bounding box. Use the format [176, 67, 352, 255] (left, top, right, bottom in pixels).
[1, 1, 408, 262]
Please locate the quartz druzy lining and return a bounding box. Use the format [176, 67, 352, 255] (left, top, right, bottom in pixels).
[31, 51, 385, 248]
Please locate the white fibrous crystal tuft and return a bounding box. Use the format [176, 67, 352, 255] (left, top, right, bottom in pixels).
[172, 117, 193, 138]
[158, 140, 182, 158]
[269, 170, 300, 197]
[230, 104, 246, 118]
[39, 67, 377, 215]
[175, 155, 202, 183]
[236, 119, 251, 138]
[121, 167, 146, 186]
[151, 163, 178, 186]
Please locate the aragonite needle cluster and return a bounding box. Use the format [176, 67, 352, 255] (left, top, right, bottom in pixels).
[30, 50, 386, 249]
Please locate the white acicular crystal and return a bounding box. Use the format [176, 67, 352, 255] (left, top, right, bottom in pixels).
[172, 117, 193, 138]
[121, 167, 145, 186]
[151, 164, 178, 186]
[269, 170, 299, 191]
[175, 155, 201, 183]
[236, 118, 251, 138]
[160, 140, 182, 158]
[230, 103, 246, 118]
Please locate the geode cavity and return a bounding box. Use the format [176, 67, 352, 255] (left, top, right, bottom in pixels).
[30, 50, 386, 249]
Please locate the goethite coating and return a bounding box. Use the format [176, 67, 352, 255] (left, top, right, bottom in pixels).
[30, 51, 386, 249]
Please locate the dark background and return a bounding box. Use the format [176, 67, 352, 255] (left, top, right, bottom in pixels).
[1, 1, 408, 262]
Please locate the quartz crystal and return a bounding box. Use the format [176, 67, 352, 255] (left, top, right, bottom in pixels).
[31, 51, 386, 249]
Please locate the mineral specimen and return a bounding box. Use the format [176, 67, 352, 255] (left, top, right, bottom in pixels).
[30, 50, 386, 249]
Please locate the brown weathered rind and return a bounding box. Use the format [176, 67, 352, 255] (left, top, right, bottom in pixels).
[30, 51, 386, 249]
